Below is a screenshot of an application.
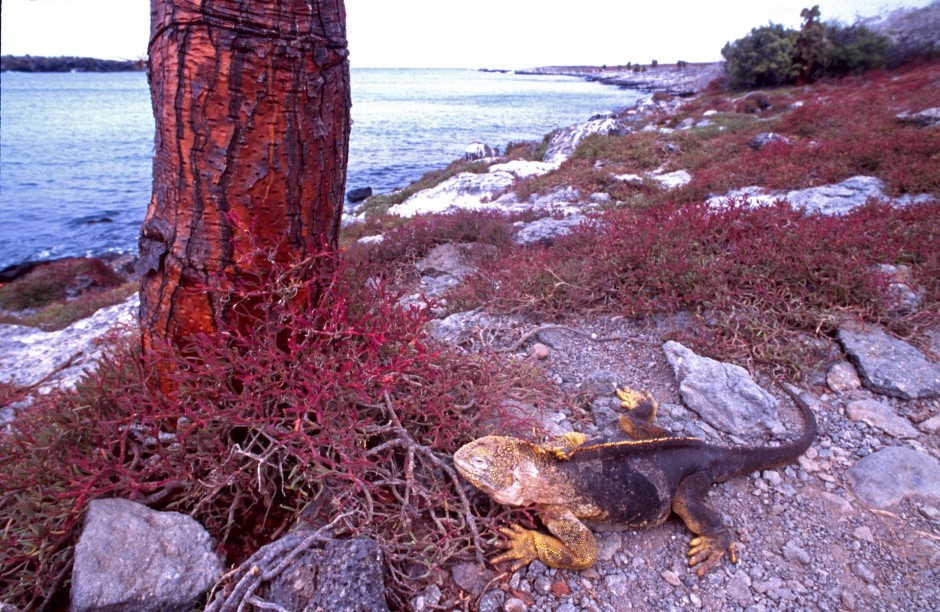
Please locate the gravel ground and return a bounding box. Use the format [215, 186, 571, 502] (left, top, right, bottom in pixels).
[436, 313, 940, 612]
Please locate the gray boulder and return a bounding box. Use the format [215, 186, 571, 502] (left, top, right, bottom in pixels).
[663, 341, 784, 436]
[748, 132, 792, 151]
[837, 326, 940, 399]
[388, 170, 516, 218]
[513, 214, 588, 246]
[71, 498, 222, 612]
[846, 399, 920, 439]
[847, 446, 940, 508]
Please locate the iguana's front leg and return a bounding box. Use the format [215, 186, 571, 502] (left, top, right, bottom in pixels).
[539, 432, 588, 460]
[616, 387, 674, 440]
[672, 471, 737, 575]
[491, 507, 597, 571]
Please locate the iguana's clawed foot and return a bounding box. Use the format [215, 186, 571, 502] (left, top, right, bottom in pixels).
[491, 524, 540, 571]
[616, 387, 658, 418]
[540, 432, 588, 460]
[688, 535, 736, 576]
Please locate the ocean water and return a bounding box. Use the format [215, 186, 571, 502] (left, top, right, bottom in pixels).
[0, 69, 641, 269]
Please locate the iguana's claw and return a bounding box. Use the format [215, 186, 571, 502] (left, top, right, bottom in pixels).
[490, 524, 539, 571]
[688, 536, 736, 576]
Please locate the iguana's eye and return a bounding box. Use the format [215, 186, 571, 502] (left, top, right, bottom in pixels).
[470, 455, 489, 470]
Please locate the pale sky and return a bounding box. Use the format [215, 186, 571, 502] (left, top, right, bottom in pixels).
[1, 0, 933, 68]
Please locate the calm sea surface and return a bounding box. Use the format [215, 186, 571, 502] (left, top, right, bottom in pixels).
[0, 69, 641, 268]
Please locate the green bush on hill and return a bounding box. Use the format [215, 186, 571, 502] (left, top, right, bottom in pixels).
[721, 24, 797, 88]
[723, 5, 892, 89]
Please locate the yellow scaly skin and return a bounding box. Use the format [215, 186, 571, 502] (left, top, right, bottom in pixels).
[454, 386, 816, 575]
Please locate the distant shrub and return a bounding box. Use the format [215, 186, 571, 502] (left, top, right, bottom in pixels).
[722, 24, 797, 88]
[819, 23, 890, 76]
[723, 7, 896, 89]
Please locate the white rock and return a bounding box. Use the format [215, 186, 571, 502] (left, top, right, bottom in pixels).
[613, 173, 644, 184]
[0, 294, 139, 392]
[464, 141, 497, 161]
[651, 169, 692, 189]
[388, 170, 516, 217]
[707, 175, 935, 215]
[357, 234, 385, 245]
[488, 159, 556, 179]
[543, 115, 621, 165]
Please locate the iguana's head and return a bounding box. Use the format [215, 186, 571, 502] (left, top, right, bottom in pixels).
[454, 435, 543, 506]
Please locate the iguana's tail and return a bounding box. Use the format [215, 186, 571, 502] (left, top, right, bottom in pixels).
[720, 383, 818, 479]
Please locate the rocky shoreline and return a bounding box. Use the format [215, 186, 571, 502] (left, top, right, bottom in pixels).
[0, 55, 147, 73]
[517, 62, 724, 96]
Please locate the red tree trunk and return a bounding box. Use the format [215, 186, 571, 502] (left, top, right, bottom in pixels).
[139, 0, 350, 383]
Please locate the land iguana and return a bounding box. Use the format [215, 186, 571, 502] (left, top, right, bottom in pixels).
[453, 384, 817, 574]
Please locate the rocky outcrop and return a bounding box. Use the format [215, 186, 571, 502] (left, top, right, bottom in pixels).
[708, 175, 935, 215]
[542, 112, 622, 165]
[837, 325, 940, 399]
[896, 107, 940, 127]
[513, 214, 589, 246]
[388, 170, 517, 218]
[0, 294, 139, 392]
[71, 499, 223, 612]
[663, 341, 785, 436]
[465, 142, 498, 161]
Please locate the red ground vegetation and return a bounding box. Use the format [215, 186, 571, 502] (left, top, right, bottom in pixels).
[449, 199, 939, 376]
[0, 238, 551, 608]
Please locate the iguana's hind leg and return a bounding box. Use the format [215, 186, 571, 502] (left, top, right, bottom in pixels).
[616, 387, 673, 440]
[672, 471, 737, 575]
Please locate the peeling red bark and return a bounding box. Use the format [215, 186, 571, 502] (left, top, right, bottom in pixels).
[140, 0, 350, 388]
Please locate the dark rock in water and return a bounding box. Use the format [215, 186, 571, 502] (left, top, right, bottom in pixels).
[71, 499, 223, 612]
[0, 257, 126, 311]
[346, 187, 373, 202]
[0, 261, 41, 283]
